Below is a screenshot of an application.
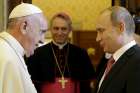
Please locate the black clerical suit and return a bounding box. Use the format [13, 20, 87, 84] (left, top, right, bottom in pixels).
[26, 42, 95, 93]
[96, 45, 140, 93]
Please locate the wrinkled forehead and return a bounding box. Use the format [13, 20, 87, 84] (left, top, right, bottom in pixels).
[25, 14, 48, 35]
[39, 15, 48, 29]
[32, 13, 48, 30]
[50, 18, 71, 32]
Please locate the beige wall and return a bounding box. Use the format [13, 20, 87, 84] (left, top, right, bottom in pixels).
[0, 0, 4, 31]
[0, 0, 7, 31]
[33, 0, 111, 30]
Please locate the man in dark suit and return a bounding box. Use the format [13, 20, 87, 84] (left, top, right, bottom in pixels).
[95, 6, 140, 93]
[25, 12, 95, 93]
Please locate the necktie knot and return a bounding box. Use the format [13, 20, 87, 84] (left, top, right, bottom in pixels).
[107, 57, 115, 67]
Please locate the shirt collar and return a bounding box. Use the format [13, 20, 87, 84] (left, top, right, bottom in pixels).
[113, 40, 136, 62]
[0, 31, 25, 56]
[52, 40, 68, 49]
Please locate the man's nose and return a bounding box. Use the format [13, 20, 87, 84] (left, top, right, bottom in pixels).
[96, 32, 101, 42]
[58, 29, 63, 35]
[40, 34, 45, 43]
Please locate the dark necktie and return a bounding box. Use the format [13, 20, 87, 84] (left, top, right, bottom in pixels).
[104, 57, 115, 79]
[97, 57, 115, 93]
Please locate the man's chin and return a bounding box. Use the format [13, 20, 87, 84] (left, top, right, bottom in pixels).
[103, 48, 108, 53]
[103, 49, 112, 54]
[25, 51, 34, 57]
[56, 41, 65, 44]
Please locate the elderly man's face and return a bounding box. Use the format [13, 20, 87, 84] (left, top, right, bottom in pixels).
[50, 17, 71, 44]
[96, 11, 120, 53]
[25, 13, 48, 57]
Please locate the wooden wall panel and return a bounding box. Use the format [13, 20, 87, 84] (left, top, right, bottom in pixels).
[72, 31, 104, 69]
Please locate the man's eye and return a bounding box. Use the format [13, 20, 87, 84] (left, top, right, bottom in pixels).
[42, 30, 47, 33]
[61, 27, 67, 30]
[53, 27, 59, 30]
[96, 28, 105, 32]
[40, 30, 47, 34]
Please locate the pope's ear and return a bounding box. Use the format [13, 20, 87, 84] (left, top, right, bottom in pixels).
[20, 21, 27, 35]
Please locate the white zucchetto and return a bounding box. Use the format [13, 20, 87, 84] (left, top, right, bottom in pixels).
[9, 3, 42, 19]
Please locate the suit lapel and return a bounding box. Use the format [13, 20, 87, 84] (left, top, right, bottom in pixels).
[98, 45, 137, 93]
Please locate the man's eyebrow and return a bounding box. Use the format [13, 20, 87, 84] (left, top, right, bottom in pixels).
[96, 28, 105, 32]
[41, 29, 48, 33]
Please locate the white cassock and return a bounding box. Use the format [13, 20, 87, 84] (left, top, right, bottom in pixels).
[0, 32, 37, 93]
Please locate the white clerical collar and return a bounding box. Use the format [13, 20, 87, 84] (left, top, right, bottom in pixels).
[113, 40, 136, 62]
[0, 31, 25, 56]
[52, 41, 67, 49]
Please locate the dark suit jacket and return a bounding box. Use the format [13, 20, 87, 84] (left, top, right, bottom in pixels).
[96, 53, 108, 79]
[96, 45, 140, 93]
[25, 42, 95, 93]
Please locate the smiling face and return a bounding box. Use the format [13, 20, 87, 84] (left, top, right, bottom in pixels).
[50, 17, 71, 44]
[96, 10, 121, 53]
[24, 13, 48, 57]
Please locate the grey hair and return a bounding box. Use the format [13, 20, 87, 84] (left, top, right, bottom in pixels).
[7, 18, 19, 29]
[7, 15, 34, 30]
[7, 16, 27, 30]
[102, 6, 135, 35]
